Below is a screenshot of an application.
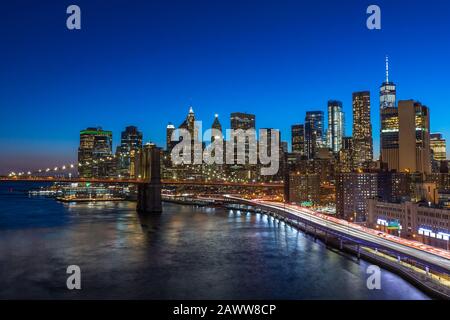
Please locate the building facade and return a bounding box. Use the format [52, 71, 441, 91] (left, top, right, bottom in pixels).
[352, 91, 373, 169]
[336, 172, 378, 222]
[430, 133, 447, 162]
[368, 199, 450, 249]
[305, 111, 324, 159]
[327, 100, 344, 154]
[398, 100, 431, 174]
[116, 126, 143, 178]
[291, 124, 305, 155]
[78, 127, 114, 178]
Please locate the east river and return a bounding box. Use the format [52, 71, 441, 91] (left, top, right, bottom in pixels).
[0, 182, 429, 299]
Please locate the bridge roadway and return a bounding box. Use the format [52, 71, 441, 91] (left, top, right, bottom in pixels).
[227, 196, 450, 273]
[0, 177, 284, 188]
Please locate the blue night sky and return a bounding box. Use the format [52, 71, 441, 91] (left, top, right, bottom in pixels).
[0, 0, 449, 173]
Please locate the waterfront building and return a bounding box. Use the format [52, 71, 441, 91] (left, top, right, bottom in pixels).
[336, 172, 378, 222]
[367, 199, 450, 249]
[78, 127, 114, 178]
[352, 91, 373, 169]
[116, 126, 143, 178]
[327, 100, 344, 154]
[287, 173, 320, 205]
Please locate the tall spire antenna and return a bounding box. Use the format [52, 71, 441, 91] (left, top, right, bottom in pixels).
[385, 55, 389, 83]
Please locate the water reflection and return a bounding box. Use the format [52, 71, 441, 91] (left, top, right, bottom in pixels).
[0, 184, 430, 299]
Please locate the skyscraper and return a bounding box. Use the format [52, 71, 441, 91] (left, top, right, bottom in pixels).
[352, 91, 373, 169]
[178, 106, 200, 163]
[327, 100, 344, 153]
[338, 137, 353, 173]
[230, 112, 255, 130]
[430, 133, 447, 161]
[379, 56, 397, 109]
[211, 114, 222, 143]
[336, 172, 379, 222]
[229, 112, 257, 181]
[305, 111, 324, 159]
[380, 56, 399, 171]
[116, 126, 143, 178]
[398, 100, 431, 174]
[210, 114, 224, 169]
[166, 122, 175, 152]
[291, 124, 305, 155]
[78, 127, 114, 178]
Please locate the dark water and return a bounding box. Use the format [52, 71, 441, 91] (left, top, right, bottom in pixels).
[0, 182, 429, 299]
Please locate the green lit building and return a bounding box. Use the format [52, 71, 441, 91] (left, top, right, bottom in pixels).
[78, 127, 114, 178]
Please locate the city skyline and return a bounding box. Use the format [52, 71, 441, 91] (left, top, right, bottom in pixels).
[1, 0, 450, 172]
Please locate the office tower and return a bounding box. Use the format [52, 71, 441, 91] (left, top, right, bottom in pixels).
[229, 112, 257, 181]
[430, 133, 447, 161]
[327, 100, 345, 153]
[116, 126, 143, 178]
[352, 91, 373, 169]
[336, 172, 379, 222]
[380, 107, 399, 171]
[78, 127, 113, 178]
[209, 114, 224, 177]
[338, 137, 353, 173]
[291, 124, 305, 155]
[281, 141, 288, 153]
[211, 114, 222, 143]
[179, 106, 197, 139]
[230, 112, 255, 130]
[305, 111, 324, 159]
[398, 100, 431, 174]
[166, 122, 175, 152]
[380, 56, 399, 171]
[287, 173, 320, 204]
[178, 106, 200, 163]
[379, 56, 397, 110]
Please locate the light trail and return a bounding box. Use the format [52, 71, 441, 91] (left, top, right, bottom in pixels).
[228, 196, 450, 271]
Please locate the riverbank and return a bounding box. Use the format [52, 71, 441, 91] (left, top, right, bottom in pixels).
[164, 196, 449, 300]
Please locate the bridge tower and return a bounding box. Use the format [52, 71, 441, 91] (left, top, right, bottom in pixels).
[136, 145, 162, 213]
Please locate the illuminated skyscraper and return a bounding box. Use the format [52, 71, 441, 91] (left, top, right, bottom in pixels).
[210, 114, 224, 172]
[380, 56, 399, 171]
[291, 124, 305, 155]
[338, 137, 353, 173]
[229, 112, 257, 181]
[211, 114, 222, 143]
[178, 106, 200, 163]
[398, 100, 431, 174]
[116, 126, 143, 178]
[379, 56, 397, 109]
[336, 172, 379, 222]
[166, 122, 175, 152]
[430, 133, 447, 161]
[327, 100, 344, 153]
[78, 127, 114, 178]
[352, 91, 373, 169]
[305, 111, 324, 159]
[230, 112, 255, 130]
